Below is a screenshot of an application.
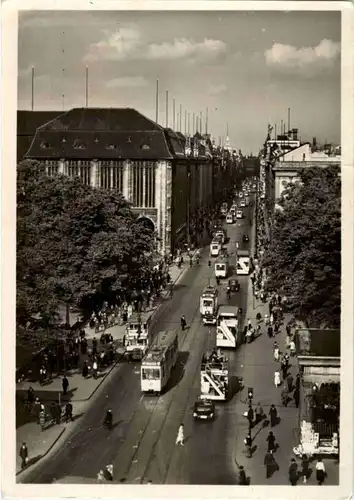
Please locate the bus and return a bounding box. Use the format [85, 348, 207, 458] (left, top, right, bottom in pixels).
[215, 255, 229, 279]
[236, 249, 250, 275]
[141, 330, 178, 394]
[210, 240, 221, 257]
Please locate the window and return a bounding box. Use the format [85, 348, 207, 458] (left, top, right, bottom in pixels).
[302, 153, 306, 161]
[40, 141, 52, 149]
[73, 139, 86, 149]
[80, 160, 91, 186]
[142, 368, 160, 380]
[100, 161, 123, 192]
[203, 299, 213, 307]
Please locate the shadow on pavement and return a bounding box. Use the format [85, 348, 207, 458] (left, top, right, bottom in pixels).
[166, 352, 189, 392]
[228, 375, 244, 401]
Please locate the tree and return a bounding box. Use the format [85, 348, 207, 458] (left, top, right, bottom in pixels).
[262, 165, 340, 328]
[17, 160, 156, 348]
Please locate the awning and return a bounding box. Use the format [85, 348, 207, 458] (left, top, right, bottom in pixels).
[303, 373, 340, 384]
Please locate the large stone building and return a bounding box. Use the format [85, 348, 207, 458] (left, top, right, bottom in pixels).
[23, 107, 220, 255]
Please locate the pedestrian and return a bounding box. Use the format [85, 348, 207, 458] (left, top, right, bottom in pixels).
[267, 326, 273, 338]
[244, 433, 252, 458]
[19, 442, 28, 469]
[295, 373, 301, 391]
[273, 342, 280, 361]
[255, 402, 264, 423]
[180, 315, 187, 331]
[286, 373, 294, 392]
[55, 402, 62, 424]
[34, 398, 41, 423]
[92, 360, 98, 379]
[281, 385, 289, 406]
[293, 387, 300, 408]
[280, 358, 287, 380]
[288, 458, 298, 485]
[50, 402, 57, 424]
[301, 454, 310, 484]
[27, 386, 35, 406]
[274, 370, 281, 387]
[62, 375, 69, 395]
[316, 458, 326, 485]
[289, 340, 296, 357]
[286, 324, 291, 337]
[269, 405, 278, 427]
[267, 431, 276, 452]
[238, 465, 248, 485]
[285, 333, 291, 348]
[39, 409, 46, 431]
[65, 402, 73, 422]
[175, 423, 184, 446]
[264, 314, 269, 326]
[270, 313, 274, 326]
[247, 405, 254, 430]
[264, 450, 278, 479]
[82, 361, 89, 378]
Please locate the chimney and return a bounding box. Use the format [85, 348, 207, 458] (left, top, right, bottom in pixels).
[292, 128, 298, 141]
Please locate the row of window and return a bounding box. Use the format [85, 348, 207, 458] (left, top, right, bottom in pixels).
[44, 160, 156, 208]
[40, 140, 151, 151]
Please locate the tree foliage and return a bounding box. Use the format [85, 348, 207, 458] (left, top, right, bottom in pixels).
[262, 165, 341, 328]
[17, 160, 156, 341]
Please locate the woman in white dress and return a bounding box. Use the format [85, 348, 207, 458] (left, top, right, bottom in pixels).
[176, 423, 184, 446]
[274, 371, 281, 387]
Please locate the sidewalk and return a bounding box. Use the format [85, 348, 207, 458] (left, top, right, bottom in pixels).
[15, 251, 195, 477]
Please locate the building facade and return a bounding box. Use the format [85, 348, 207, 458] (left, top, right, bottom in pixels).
[23, 107, 217, 256]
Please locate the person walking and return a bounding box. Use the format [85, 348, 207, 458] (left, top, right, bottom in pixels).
[316, 458, 326, 485]
[266, 431, 276, 452]
[62, 376, 69, 395]
[288, 458, 298, 486]
[286, 373, 294, 392]
[176, 423, 184, 446]
[92, 359, 98, 379]
[273, 342, 280, 362]
[50, 402, 57, 424]
[244, 433, 252, 458]
[255, 402, 264, 424]
[180, 315, 187, 331]
[264, 450, 278, 479]
[19, 442, 28, 469]
[289, 340, 296, 357]
[293, 386, 300, 408]
[281, 385, 289, 407]
[238, 465, 248, 485]
[34, 398, 41, 424]
[281, 358, 288, 380]
[267, 326, 273, 339]
[82, 361, 89, 378]
[55, 402, 62, 424]
[27, 386, 35, 407]
[295, 373, 301, 391]
[274, 370, 281, 387]
[39, 408, 46, 431]
[65, 402, 73, 422]
[247, 405, 254, 430]
[301, 454, 310, 484]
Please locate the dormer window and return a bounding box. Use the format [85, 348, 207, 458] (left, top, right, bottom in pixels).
[40, 141, 52, 149]
[73, 139, 86, 149]
[94, 137, 99, 143]
[62, 137, 67, 143]
[128, 137, 132, 143]
[141, 144, 150, 150]
[105, 144, 117, 150]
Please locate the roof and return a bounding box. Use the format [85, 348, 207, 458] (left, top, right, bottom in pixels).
[126, 312, 152, 324]
[296, 328, 340, 357]
[25, 108, 187, 160]
[17, 110, 63, 161]
[218, 305, 238, 315]
[143, 330, 177, 363]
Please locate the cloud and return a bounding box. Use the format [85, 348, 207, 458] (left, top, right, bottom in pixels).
[208, 83, 227, 96]
[84, 25, 141, 62]
[105, 76, 149, 89]
[146, 38, 227, 61]
[84, 28, 227, 63]
[265, 39, 340, 73]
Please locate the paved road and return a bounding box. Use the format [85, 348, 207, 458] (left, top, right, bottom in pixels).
[22, 198, 254, 485]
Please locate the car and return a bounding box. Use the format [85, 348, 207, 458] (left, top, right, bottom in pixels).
[193, 398, 215, 420]
[240, 200, 246, 208]
[243, 234, 249, 243]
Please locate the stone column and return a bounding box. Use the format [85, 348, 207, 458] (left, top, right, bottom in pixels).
[142, 164, 146, 207]
[90, 159, 98, 188]
[122, 160, 130, 201]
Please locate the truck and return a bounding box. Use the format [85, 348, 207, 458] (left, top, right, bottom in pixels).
[236, 249, 250, 275]
[216, 305, 239, 348]
[200, 285, 218, 325]
[200, 350, 229, 401]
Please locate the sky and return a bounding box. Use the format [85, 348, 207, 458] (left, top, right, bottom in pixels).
[18, 10, 341, 155]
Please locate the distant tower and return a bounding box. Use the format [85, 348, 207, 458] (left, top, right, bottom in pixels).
[224, 123, 232, 151]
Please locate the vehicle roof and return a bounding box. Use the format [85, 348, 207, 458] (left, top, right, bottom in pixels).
[215, 256, 228, 263]
[127, 312, 152, 323]
[218, 305, 238, 315]
[142, 330, 177, 362]
[238, 249, 250, 256]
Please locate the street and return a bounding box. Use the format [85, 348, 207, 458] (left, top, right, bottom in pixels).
[22, 201, 254, 485]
